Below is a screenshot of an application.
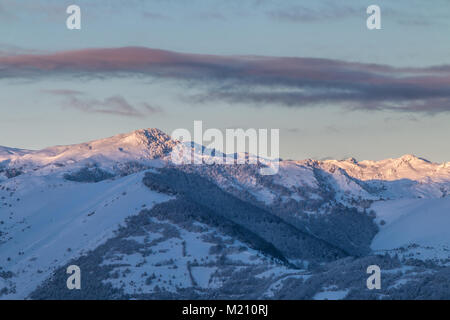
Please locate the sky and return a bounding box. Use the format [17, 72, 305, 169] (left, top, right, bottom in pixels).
[1, 0, 450, 162]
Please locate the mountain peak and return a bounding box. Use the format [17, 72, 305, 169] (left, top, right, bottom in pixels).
[125, 128, 174, 147]
[398, 154, 430, 163]
[1, 128, 178, 167]
[76, 127, 178, 162]
[0, 146, 31, 162]
[344, 157, 358, 164]
[133, 128, 170, 139]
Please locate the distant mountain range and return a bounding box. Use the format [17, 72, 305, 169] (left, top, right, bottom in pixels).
[1, 129, 449, 299]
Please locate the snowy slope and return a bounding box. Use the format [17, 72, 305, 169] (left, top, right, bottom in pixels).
[0, 170, 172, 299]
[325, 155, 450, 182]
[322, 155, 450, 199]
[371, 197, 450, 258]
[0, 147, 31, 162]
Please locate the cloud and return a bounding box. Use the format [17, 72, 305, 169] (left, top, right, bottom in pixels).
[42, 89, 85, 96]
[0, 44, 45, 57]
[396, 18, 432, 27]
[193, 11, 227, 21]
[141, 11, 170, 20]
[66, 95, 163, 117]
[0, 0, 149, 22]
[44, 89, 162, 117]
[265, 1, 442, 28]
[284, 128, 303, 134]
[384, 114, 419, 123]
[2, 46, 450, 114]
[267, 3, 359, 23]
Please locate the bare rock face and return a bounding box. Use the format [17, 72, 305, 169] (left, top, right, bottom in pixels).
[127, 128, 178, 159]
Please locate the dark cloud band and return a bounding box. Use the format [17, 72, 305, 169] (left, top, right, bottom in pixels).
[2, 46, 450, 114]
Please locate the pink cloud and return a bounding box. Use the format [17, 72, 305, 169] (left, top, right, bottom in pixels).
[2, 46, 450, 114]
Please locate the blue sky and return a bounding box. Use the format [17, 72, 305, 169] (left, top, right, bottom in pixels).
[1, 0, 450, 161]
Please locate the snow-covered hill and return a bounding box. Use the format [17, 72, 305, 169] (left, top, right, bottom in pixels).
[1, 128, 450, 299]
[0, 170, 171, 299]
[0, 128, 176, 171]
[0, 146, 31, 162]
[371, 197, 450, 259]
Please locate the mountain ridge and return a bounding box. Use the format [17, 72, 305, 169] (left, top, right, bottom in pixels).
[0, 128, 448, 171]
[1, 128, 450, 300]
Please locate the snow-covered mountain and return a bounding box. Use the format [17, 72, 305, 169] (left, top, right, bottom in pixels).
[0, 146, 31, 162]
[1, 128, 450, 299]
[1, 128, 177, 169]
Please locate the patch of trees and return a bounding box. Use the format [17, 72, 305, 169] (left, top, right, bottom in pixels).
[3, 168, 23, 179]
[275, 254, 402, 300]
[143, 169, 348, 263]
[177, 162, 379, 257]
[113, 161, 150, 177]
[63, 165, 114, 183]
